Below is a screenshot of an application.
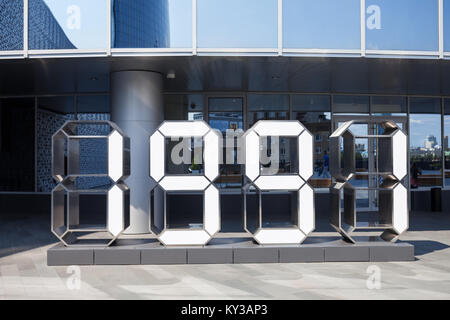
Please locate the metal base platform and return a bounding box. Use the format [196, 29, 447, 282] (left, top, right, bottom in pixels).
[47, 237, 415, 265]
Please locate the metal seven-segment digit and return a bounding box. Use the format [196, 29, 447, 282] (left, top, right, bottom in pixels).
[51, 121, 130, 246]
[149, 121, 221, 246]
[329, 120, 408, 243]
[243, 120, 315, 245]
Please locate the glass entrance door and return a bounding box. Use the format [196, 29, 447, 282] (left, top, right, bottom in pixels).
[207, 97, 244, 189]
[332, 115, 408, 215]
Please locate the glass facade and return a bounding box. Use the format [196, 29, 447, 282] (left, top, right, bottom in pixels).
[333, 96, 370, 114]
[283, 0, 360, 50]
[366, 0, 438, 51]
[2, 1, 450, 193]
[29, 0, 107, 50]
[247, 94, 289, 127]
[372, 96, 407, 116]
[3, 92, 450, 193]
[410, 98, 442, 187]
[444, 99, 450, 186]
[0, 0, 23, 51]
[292, 95, 331, 188]
[112, 0, 169, 48]
[445, 0, 450, 52]
[197, 0, 277, 48]
[208, 97, 244, 189]
[0, 0, 448, 54]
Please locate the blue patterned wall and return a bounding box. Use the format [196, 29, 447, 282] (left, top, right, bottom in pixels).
[37, 111, 111, 192]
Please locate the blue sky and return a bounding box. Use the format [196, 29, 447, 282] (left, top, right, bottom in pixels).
[410, 114, 442, 149]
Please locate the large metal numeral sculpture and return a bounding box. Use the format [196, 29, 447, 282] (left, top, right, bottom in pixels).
[149, 121, 221, 246]
[51, 121, 130, 246]
[329, 120, 408, 242]
[243, 120, 315, 244]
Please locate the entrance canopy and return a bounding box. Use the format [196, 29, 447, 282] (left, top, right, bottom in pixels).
[1, 56, 450, 96]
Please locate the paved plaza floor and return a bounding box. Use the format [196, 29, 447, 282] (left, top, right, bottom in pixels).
[0, 210, 449, 299]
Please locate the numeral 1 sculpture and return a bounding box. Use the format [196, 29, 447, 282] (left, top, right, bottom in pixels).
[329, 120, 408, 242]
[51, 121, 130, 246]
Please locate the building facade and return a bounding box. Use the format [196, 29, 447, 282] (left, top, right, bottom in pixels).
[1, 0, 450, 234]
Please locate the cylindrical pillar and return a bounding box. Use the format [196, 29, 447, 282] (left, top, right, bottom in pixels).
[111, 71, 164, 234]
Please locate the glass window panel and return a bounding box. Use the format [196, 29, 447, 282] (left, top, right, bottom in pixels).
[292, 95, 331, 112]
[0, 0, 23, 51]
[112, 0, 192, 48]
[208, 97, 243, 189]
[36, 96, 75, 192]
[283, 0, 360, 49]
[164, 95, 203, 120]
[444, 99, 450, 173]
[333, 95, 370, 114]
[197, 0, 277, 48]
[410, 97, 441, 114]
[445, 0, 450, 51]
[77, 95, 110, 114]
[248, 95, 289, 112]
[248, 94, 289, 127]
[365, 0, 438, 51]
[0, 98, 35, 192]
[372, 96, 407, 115]
[209, 97, 243, 112]
[29, 0, 108, 50]
[293, 100, 331, 188]
[410, 98, 442, 187]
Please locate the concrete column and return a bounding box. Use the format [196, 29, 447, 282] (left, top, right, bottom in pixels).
[111, 71, 164, 234]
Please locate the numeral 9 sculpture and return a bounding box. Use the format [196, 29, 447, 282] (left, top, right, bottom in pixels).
[329, 120, 408, 242]
[243, 120, 315, 244]
[51, 121, 130, 246]
[149, 121, 221, 246]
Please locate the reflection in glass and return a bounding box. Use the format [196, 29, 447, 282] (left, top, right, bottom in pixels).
[77, 95, 110, 114]
[410, 98, 442, 187]
[366, 0, 438, 51]
[248, 94, 289, 127]
[208, 98, 243, 189]
[445, 0, 450, 51]
[113, 0, 168, 48]
[112, 0, 192, 48]
[29, 0, 107, 50]
[444, 99, 450, 186]
[292, 95, 331, 188]
[164, 95, 203, 120]
[36, 96, 75, 192]
[260, 136, 298, 176]
[197, 0, 277, 48]
[372, 96, 407, 115]
[333, 95, 370, 114]
[0, 0, 23, 51]
[283, 0, 360, 49]
[165, 137, 204, 176]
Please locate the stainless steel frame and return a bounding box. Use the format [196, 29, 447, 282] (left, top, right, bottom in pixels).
[51, 120, 130, 246]
[329, 119, 409, 243]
